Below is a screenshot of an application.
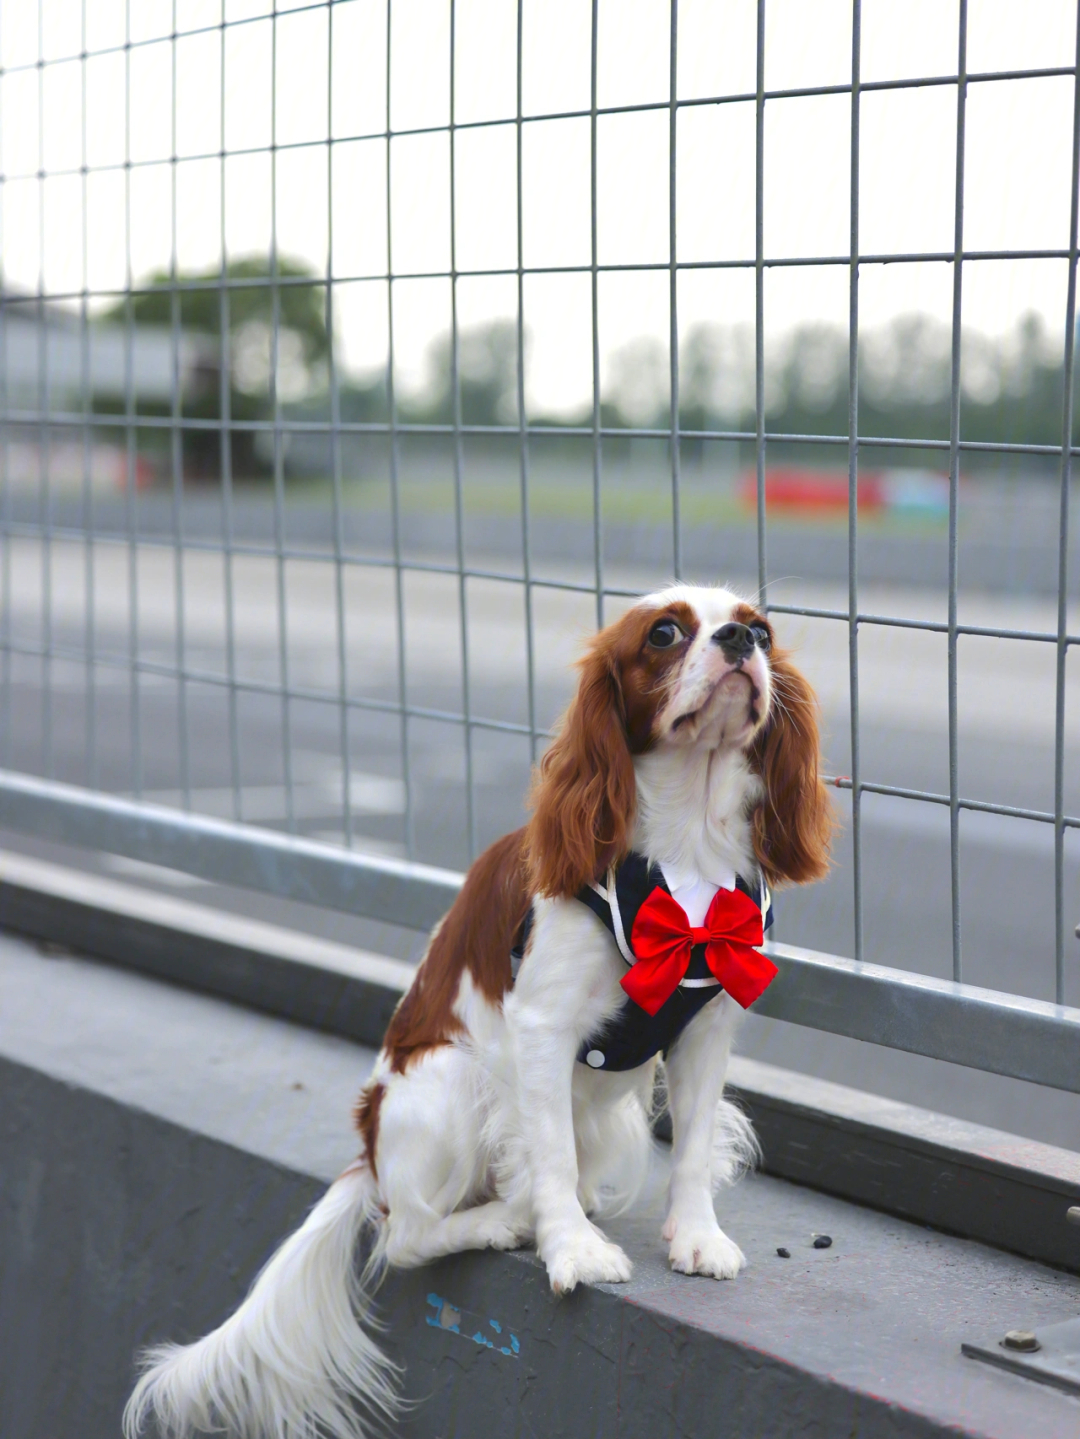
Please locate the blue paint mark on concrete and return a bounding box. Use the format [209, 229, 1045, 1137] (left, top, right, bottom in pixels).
[424, 1294, 520, 1358]
[425, 1293, 460, 1333]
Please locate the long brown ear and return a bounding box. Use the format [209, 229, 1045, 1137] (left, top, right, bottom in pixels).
[525, 636, 636, 899]
[751, 647, 835, 887]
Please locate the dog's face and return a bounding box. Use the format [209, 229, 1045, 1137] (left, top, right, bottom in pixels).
[527, 584, 833, 898]
[605, 586, 774, 755]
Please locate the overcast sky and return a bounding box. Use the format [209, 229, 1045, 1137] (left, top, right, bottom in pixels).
[1, 0, 1078, 414]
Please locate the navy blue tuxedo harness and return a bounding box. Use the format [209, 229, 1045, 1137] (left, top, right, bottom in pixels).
[509, 851, 773, 1073]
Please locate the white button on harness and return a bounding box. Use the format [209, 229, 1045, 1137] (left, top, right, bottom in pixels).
[585, 1049, 606, 1068]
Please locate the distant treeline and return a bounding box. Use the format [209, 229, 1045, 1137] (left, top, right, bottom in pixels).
[96, 256, 1075, 478]
[407, 312, 1074, 470]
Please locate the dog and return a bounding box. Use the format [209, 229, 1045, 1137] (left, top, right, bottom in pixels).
[124, 583, 832, 1439]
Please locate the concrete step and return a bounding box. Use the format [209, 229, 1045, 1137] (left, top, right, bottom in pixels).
[3, 932, 1080, 1439]
[4, 845, 1079, 1275]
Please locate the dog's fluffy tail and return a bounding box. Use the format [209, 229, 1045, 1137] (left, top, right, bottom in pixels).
[123, 1163, 397, 1439]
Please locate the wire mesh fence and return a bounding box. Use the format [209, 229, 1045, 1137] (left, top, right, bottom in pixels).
[0, 1, 1078, 1068]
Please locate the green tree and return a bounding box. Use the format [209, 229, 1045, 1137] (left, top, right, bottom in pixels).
[413, 320, 521, 426]
[97, 255, 331, 479]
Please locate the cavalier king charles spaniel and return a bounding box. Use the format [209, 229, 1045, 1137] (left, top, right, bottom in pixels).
[126, 584, 832, 1439]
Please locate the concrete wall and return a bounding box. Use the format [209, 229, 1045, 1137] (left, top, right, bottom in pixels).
[4, 930, 1080, 1439]
[1, 1057, 322, 1439]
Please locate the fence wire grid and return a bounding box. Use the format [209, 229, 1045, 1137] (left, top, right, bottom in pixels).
[0, 0, 1078, 1041]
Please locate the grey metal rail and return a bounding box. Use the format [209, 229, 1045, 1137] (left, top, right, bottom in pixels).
[0, 769, 461, 933]
[2, 767, 1077, 1096]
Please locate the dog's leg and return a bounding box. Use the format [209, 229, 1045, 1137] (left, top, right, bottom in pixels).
[515, 1028, 633, 1293]
[374, 1046, 532, 1270]
[506, 903, 634, 1295]
[384, 1201, 532, 1267]
[661, 992, 747, 1279]
[573, 1061, 656, 1219]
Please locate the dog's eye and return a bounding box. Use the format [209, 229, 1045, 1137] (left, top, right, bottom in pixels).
[749, 623, 772, 652]
[648, 620, 682, 648]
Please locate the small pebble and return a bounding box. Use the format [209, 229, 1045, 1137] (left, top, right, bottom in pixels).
[776, 1247, 790, 1258]
[38, 939, 72, 958]
[813, 1235, 833, 1250]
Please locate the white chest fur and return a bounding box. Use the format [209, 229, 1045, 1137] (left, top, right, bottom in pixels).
[633, 745, 760, 918]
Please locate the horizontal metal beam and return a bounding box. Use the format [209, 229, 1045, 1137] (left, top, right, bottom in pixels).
[1, 770, 1078, 1093]
[0, 769, 462, 932]
[759, 941, 1080, 1094]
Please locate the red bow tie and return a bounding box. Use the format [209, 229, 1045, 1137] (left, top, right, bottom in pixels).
[624, 885, 777, 1016]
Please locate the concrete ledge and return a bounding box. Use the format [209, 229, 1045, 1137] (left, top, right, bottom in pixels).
[3, 935, 1080, 1439]
[3, 847, 1078, 1277]
[729, 1059, 1080, 1277]
[0, 847, 414, 1047]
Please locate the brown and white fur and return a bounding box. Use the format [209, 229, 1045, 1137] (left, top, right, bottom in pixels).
[124, 584, 832, 1439]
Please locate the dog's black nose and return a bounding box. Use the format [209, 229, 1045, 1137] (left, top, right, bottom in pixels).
[712, 622, 755, 660]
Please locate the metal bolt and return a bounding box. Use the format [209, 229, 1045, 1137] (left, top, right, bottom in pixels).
[1001, 1330, 1041, 1353]
[1066, 1206, 1080, 1227]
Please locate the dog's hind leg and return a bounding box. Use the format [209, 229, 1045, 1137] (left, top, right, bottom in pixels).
[373, 1046, 532, 1269]
[383, 1200, 532, 1267]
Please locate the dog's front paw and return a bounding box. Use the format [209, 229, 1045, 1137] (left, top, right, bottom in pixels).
[545, 1231, 633, 1294]
[664, 1219, 745, 1280]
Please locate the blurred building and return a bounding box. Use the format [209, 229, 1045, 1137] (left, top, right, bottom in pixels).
[0, 292, 217, 492]
[0, 291, 216, 412]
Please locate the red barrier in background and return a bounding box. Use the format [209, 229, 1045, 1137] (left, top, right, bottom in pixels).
[738, 468, 950, 517]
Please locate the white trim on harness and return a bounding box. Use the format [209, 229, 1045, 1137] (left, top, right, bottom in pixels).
[591, 868, 745, 991]
[590, 867, 635, 965]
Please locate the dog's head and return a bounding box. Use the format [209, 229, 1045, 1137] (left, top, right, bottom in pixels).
[525, 584, 833, 898]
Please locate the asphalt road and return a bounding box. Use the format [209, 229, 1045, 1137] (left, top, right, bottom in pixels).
[3, 529, 1078, 1149]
